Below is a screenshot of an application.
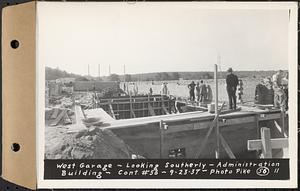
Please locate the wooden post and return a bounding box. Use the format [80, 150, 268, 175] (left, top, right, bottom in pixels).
[214, 64, 220, 159]
[255, 114, 260, 158]
[161, 95, 164, 115]
[260, 127, 272, 158]
[159, 120, 167, 158]
[195, 102, 225, 158]
[148, 94, 156, 116]
[281, 108, 286, 137]
[129, 94, 135, 118]
[109, 102, 116, 119]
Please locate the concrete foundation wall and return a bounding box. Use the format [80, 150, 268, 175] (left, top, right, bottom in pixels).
[111, 121, 258, 159]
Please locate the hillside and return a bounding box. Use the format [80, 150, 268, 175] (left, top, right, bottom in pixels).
[45, 67, 84, 80]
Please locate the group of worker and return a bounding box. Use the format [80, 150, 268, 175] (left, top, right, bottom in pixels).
[187, 81, 213, 103]
[271, 70, 288, 110]
[225, 68, 288, 110]
[124, 82, 139, 96]
[150, 68, 288, 111]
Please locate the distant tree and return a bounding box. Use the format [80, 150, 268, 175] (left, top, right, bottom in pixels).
[161, 72, 170, 80]
[145, 78, 153, 81]
[155, 73, 163, 80]
[124, 74, 132, 82]
[109, 74, 120, 81]
[75, 77, 89, 81]
[171, 72, 180, 80]
[203, 72, 213, 79]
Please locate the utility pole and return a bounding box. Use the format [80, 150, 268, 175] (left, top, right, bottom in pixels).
[123, 64, 126, 82]
[215, 54, 220, 159]
[98, 64, 100, 79]
[108, 64, 111, 76]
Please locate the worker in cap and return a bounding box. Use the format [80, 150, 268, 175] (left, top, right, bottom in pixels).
[226, 68, 239, 110]
[188, 81, 196, 101]
[272, 70, 286, 109]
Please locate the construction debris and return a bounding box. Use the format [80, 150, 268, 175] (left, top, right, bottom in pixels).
[46, 107, 75, 126]
[45, 127, 140, 159]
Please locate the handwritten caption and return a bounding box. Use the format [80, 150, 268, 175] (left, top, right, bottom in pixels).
[44, 159, 289, 180]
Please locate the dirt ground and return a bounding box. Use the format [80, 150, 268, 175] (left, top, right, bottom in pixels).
[45, 125, 138, 159]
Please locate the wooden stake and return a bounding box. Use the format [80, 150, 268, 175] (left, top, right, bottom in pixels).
[260, 127, 272, 158]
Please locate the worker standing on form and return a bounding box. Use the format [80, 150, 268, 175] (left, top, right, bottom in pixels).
[272, 70, 286, 109]
[161, 82, 168, 95]
[188, 81, 196, 101]
[226, 68, 239, 110]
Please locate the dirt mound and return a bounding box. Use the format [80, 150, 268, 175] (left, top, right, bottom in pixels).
[45, 127, 137, 159]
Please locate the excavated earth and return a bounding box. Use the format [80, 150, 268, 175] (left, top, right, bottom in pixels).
[45, 126, 137, 159]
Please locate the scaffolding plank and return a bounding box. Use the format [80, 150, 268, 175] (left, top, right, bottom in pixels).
[248, 138, 288, 151]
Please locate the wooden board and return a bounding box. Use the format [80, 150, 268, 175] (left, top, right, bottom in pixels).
[50, 109, 67, 126]
[248, 138, 289, 151]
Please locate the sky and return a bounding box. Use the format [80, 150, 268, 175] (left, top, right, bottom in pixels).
[37, 2, 290, 77]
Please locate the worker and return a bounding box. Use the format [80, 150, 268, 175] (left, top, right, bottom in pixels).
[160, 82, 168, 95]
[226, 68, 239, 110]
[133, 83, 138, 95]
[206, 84, 213, 102]
[196, 80, 207, 102]
[123, 83, 126, 92]
[196, 82, 201, 101]
[272, 70, 286, 109]
[282, 72, 288, 110]
[149, 87, 153, 95]
[188, 81, 196, 101]
[237, 79, 244, 103]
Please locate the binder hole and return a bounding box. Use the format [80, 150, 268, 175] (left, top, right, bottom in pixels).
[11, 143, 20, 152]
[10, 40, 19, 49]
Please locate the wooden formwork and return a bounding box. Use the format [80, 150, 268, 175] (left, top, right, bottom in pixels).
[95, 94, 175, 120]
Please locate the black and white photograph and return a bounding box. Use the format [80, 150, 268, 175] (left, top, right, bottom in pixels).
[36, 1, 298, 189]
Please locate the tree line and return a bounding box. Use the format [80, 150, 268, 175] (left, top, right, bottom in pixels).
[46, 66, 277, 82]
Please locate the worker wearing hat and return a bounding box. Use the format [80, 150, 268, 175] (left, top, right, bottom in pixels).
[226, 68, 239, 110]
[188, 81, 196, 101]
[272, 70, 286, 109]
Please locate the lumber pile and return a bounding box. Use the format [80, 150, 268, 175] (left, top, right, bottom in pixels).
[75, 93, 95, 109]
[46, 107, 74, 126]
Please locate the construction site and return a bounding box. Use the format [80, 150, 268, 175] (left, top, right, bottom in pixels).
[44, 66, 289, 160]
